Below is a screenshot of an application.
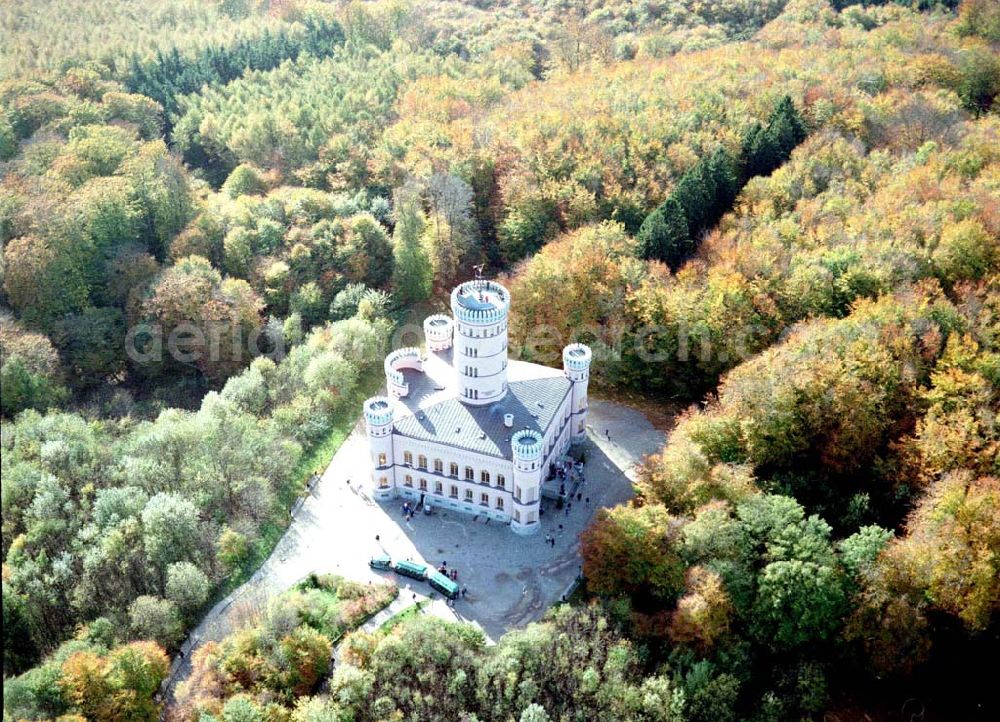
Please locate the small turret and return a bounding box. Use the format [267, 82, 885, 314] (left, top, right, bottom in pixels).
[363, 396, 395, 500]
[384, 347, 422, 398]
[510, 429, 543, 535]
[563, 343, 592, 441]
[423, 314, 454, 352]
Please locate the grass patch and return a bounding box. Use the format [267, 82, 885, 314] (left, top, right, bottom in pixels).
[286, 573, 399, 644]
[378, 601, 428, 636]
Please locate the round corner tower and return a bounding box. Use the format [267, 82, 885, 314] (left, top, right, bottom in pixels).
[563, 343, 592, 441]
[363, 396, 395, 500]
[510, 429, 543, 535]
[423, 313, 454, 353]
[450, 280, 510, 406]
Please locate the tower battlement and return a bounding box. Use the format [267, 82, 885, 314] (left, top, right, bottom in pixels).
[450, 280, 511, 325]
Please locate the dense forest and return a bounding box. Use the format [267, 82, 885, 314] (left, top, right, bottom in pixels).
[2, 0, 998, 721]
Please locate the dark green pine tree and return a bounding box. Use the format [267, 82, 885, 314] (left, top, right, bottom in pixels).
[766, 94, 808, 160]
[391, 199, 432, 305]
[705, 148, 740, 217]
[741, 120, 781, 180]
[672, 165, 712, 238]
[638, 198, 691, 268]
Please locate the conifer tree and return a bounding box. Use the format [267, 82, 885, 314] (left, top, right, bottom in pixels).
[638, 198, 690, 268]
[392, 193, 432, 305]
[673, 165, 712, 238]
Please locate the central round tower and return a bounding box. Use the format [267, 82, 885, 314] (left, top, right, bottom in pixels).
[450, 279, 510, 406]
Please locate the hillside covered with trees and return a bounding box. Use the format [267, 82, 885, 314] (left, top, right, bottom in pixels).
[2, 0, 998, 720]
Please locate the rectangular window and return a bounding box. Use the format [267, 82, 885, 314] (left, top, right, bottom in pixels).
[377, 453, 387, 467]
[464, 466, 474, 481]
[379, 477, 389, 489]
[435, 481, 443, 494]
[515, 485, 522, 501]
[450, 485, 458, 499]
[419, 478, 427, 491]
[404, 475, 413, 487]
[514, 509, 521, 523]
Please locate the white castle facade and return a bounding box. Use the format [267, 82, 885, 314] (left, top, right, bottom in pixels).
[363, 279, 592, 535]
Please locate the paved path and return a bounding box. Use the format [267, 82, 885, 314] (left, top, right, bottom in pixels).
[162, 398, 665, 701]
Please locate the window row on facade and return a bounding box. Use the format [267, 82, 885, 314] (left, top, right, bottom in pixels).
[380, 474, 509, 510]
[376, 452, 508, 489]
[457, 324, 507, 339]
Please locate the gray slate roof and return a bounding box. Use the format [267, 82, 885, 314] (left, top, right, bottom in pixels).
[391, 358, 571, 460]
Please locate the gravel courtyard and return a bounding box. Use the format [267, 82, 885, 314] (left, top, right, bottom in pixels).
[164, 397, 665, 698]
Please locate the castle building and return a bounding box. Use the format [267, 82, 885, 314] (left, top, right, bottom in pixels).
[363, 279, 592, 535]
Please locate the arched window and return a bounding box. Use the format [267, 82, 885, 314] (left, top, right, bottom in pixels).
[495, 497, 504, 510]
[449, 462, 458, 477]
[434, 459, 443, 474]
[403, 451, 412, 466]
[481, 470, 490, 484]
[419, 478, 428, 491]
[377, 453, 387, 467]
[435, 481, 443, 494]
[496, 474, 506, 489]
[404, 475, 413, 487]
[418, 455, 427, 470]
[464, 466, 474, 480]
